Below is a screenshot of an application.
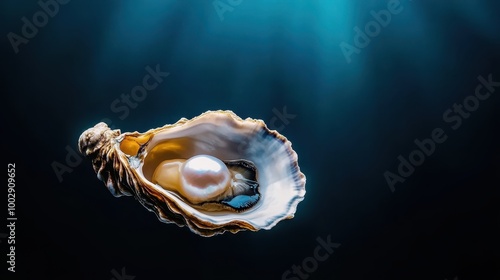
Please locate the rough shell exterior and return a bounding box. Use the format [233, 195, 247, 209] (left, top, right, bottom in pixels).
[78, 110, 306, 237]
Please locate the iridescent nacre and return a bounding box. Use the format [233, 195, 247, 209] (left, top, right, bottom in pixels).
[78, 110, 306, 237]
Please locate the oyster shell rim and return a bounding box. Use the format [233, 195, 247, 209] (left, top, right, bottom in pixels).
[80, 110, 306, 237]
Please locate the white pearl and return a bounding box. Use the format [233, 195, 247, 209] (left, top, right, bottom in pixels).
[180, 155, 231, 203]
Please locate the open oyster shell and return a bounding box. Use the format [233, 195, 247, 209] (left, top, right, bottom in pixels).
[78, 110, 306, 237]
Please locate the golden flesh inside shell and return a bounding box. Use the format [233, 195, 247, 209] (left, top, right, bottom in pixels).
[78, 110, 306, 236]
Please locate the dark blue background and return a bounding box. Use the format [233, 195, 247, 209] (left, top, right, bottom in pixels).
[2, 0, 499, 279]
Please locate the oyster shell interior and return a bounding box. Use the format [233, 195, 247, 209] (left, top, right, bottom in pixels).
[79, 110, 306, 236]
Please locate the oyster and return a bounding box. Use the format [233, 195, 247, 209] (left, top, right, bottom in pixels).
[78, 110, 306, 236]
